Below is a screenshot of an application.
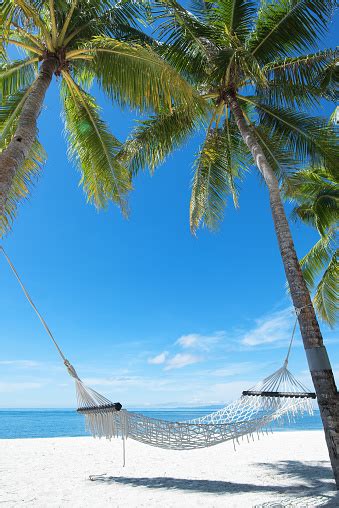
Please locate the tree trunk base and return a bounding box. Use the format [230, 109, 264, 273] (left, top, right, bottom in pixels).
[315, 370, 339, 488]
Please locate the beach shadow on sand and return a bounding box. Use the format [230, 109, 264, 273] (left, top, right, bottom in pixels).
[89, 460, 338, 507]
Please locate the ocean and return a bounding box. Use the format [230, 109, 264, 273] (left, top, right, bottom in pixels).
[0, 407, 322, 439]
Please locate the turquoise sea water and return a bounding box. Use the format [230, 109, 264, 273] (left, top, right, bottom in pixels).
[0, 408, 322, 439]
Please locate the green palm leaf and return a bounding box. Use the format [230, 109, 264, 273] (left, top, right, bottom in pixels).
[263, 49, 338, 88]
[61, 73, 131, 212]
[190, 120, 248, 232]
[1, 139, 45, 235]
[119, 101, 207, 175]
[286, 167, 339, 236]
[153, 0, 212, 76]
[247, 0, 336, 63]
[241, 97, 338, 174]
[313, 251, 338, 326]
[0, 57, 38, 100]
[299, 232, 334, 288]
[285, 167, 338, 200]
[259, 49, 338, 108]
[61, 0, 147, 48]
[211, 0, 257, 41]
[69, 36, 197, 112]
[0, 84, 38, 147]
[251, 124, 296, 180]
[285, 166, 338, 325]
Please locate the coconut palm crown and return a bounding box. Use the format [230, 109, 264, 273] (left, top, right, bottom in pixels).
[121, 0, 338, 232]
[0, 0, 196, 235]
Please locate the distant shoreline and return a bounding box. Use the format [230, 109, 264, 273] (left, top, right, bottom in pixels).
[0, 407, 322, 440]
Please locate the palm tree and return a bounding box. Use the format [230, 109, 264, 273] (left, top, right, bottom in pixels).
[120, 0, 339, 485]
[285, 167, 338, 327]
[0, 0, 195, 234]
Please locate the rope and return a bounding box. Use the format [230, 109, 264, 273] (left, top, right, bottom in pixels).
[283, 303, 313, 367]
[0, 246, 68, 365]
[284, 317, 298, 366]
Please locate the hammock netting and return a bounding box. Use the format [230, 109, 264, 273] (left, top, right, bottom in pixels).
[69, 360, 315, 451]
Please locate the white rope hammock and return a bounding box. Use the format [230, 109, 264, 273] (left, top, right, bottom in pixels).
[1, 246, 316, 461]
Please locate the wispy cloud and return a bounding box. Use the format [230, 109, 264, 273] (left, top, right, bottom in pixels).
[176, 331, 225, 351]
[0, 382, 42, 392]
[0, 360, 40, 368]
[148, 351, 168, 365]
[164, 353, 202, 370]
[240, 308, 293, 347]
[82, 375, 144, 387]
[211, 362, 264, 377]
[146, 330, 225, 371]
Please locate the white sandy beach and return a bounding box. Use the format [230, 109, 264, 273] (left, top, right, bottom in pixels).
[0, 431, 338, 507]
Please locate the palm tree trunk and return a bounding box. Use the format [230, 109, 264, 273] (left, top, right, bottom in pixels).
[227, 91, 339, 487]
[0, 56, 58, 229]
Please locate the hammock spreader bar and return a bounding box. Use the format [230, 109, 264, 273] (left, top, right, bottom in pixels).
[242, 390, 316, 399]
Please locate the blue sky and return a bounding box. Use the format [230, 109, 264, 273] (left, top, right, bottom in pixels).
[0, 10, 338, 408]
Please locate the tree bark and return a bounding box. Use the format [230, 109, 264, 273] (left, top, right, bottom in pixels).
[0, 56, 58, 230]
[228, 92, 339, 487]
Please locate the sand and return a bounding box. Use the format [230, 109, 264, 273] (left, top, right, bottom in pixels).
[0, 431, 338, 507]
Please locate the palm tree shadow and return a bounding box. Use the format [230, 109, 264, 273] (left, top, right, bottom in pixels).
[89, 460, 338, 506]
[256, 460, 338, 507]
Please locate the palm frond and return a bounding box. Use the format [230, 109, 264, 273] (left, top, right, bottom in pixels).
[250, 123, 297, 180]
[318, 57, 339, 102]
[190, 119, 248, 232]
[152, 0, 212, 75]
[247, 0, 336, 63]
[313, 251, 338, 326]
[69, 59, 96, 90]
[263, 49, 338, 88]
[0, 85, 35, 146]
[63, 0, 148, 47]
[240, 97, 338, 175]
[285, 167, 338, 201]
[61, 73, 131, 212]
[12, 0, 53, 50]
[257, 82, 323, 109]
[119, 100, 208, 175]
[1, 139, 45, 236]
[69, 37, 197, 112]
[289, 187, 338, 236]
[312, 193, 339, 236]
[259, 49, 338, 108]
[299, 232, 334, 288]
[211, 0, 256, 41]
[233, 47, 267, 87]
[0, 57, 38, 100]
[2, 32, 44, 57]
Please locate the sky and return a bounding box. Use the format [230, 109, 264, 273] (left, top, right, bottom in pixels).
[0, 7, 338, 409]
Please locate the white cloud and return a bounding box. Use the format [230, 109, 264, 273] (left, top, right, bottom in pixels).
[176, 331, 225, 351]
[0, 360, 40, 368]
[241, 308, 293, 347]
[148, 351, 168, 365]
[165, 353, 202, 370]
[82, 375, 144, 387]
[0, 382, 42, 392]
[211, 362, 261, 377]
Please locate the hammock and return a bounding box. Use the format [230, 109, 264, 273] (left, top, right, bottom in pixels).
[1, 246, 316, 458]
